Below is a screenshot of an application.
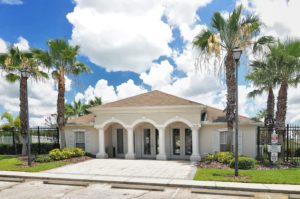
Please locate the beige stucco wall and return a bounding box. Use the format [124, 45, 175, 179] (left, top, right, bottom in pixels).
[65, 123, 257, 159]
[199, 124, 257, 158]
[65, 126, 98, 154]
[94, 106, 203, 128]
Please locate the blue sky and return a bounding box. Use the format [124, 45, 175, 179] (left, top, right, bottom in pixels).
[0, 0, 300, 125]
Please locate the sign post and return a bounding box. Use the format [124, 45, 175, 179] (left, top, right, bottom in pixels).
[268, 132, 280, 164]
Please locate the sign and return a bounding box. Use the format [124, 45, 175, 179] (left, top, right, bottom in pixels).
[271, 133, 278, 144]
[268, 145, 281, 153]
[271, 152, 278, 163]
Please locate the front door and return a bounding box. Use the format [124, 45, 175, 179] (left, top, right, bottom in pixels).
[171, 127, 192, 159]
[116, 128, 124, 158]
[140, 127, 159, 159]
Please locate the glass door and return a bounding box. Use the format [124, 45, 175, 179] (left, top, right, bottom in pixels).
[143, 129, 151, 155]
[117, 128, 124, 155]
[173, 128, 181, 155]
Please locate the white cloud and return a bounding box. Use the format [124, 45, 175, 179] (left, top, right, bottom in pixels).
[140, 60, 174, 89]
[163, 0, 212, 26]
[75, 79, 147, 104]
[0, 38, 8, 53]
[0, 0, 22, 5]
[0, 73, 73, 124]
[67, 0, 173, 73]
[13, 37, 30, 51]
[238, 0, 300, 39]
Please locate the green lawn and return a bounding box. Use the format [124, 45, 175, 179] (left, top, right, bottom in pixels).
[0, 155, 70, 172]
[194, 168, 300, 184]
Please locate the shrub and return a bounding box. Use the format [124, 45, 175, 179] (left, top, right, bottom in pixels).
[0, 143, 59, 155]
[230, 157, 256, 170]
[203, 154, 214, 162]
[295, 148, 300, 157]
[35, 155, 52, 163]
[214, 152, 234, 164]
[49, 149, 64, 160]
[49, 148, 85, 161]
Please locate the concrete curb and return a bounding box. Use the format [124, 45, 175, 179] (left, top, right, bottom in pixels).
[0, 171, 299, 194]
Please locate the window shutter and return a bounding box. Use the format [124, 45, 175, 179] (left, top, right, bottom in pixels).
[212, 131, 220, 153]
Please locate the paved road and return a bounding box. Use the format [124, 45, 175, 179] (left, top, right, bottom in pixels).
[0, 180, 289, 199]
[45, 159, 196, 180]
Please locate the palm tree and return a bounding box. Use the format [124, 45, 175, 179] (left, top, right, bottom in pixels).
[88, 96, 102, 107]
[33, 39, 90, 148]
[246, 59, 278, 120]
[193, 5, 266, 151]
[0, 47, 49, 155]
[1, 112, 21, 129]
[1, 112, 21, 143]
[271, 40, 300, 130]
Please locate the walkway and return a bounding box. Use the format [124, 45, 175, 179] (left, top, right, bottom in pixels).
[44, 159, 197, 180]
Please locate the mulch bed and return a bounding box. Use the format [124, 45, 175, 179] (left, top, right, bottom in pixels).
[198, 160, 299, 170]
[17, 155, 92, 168]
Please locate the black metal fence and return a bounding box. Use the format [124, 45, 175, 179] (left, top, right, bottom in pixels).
[257, 124, 300, 163]
[0, 127, 59, 155]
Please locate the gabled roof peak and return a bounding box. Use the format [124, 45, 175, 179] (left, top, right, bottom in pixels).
[100, 90, 203, 108]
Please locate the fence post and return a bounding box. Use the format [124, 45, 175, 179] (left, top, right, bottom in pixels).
[37, 126, 41, 154]
[56, 127, 60, 148]
[12, 128, 17, 155]
[257, 126, 260, 160]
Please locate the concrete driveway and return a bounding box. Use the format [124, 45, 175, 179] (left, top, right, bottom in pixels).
[44, 159, 197, 180]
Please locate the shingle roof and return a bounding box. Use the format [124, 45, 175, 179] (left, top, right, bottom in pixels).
[206, 106, 254, 123]
[100, 90, 203, 107]
[66, 91, 255, 125]
[67, 114, 95, 125]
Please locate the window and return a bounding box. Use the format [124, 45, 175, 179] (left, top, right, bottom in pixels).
[144, 129, 151, 155]
[220, 131, 231, 152]
[75, 131, 85, 150]
[173, 128, 180, 155]
[185, 128, 192, 155]
[117, 129, 124, 154]
[155, 129, 159, 155]
[201, 112, 207, 121]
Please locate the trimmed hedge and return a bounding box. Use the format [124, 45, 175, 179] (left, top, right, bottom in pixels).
[35, 154, 52, 163]
[229, 157, 256, 170]
[214, 152, 234, 164]
[49, 148, 85, 161]
[0, 143, 59, 155]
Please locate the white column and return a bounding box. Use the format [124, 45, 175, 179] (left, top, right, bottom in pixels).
[125, 127, 135, 159]
[156, 127, 167, 160]
[96, 127, 108, 158]
[190, 126, 201, 161]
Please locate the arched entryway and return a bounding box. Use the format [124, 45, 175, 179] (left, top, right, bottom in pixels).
[132, 122, 159, 159]
[164, 121, 192, 160]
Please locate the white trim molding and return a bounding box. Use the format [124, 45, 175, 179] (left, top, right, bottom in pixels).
[163, 116, 195, 128]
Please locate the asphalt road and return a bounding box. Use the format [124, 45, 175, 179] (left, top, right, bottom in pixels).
[0, 180, 288, 199]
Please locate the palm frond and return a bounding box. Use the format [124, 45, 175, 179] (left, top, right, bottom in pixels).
[5, 73, 20, 83]
[247, 88, 265, 98]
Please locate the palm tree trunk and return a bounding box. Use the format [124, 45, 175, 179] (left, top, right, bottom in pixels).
[267, 86, 275, 119]
[225, 51, 235, 152]
[57, 70, 66, 148]
[275, 79, 288, 160]
[20, 76, 28, 156]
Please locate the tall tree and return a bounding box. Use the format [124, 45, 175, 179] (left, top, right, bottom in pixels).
[272, 40, 300, 130]
[246, 59, 278, 120]
[33, 39, 90, 148]
[193, 5, 266, 151]
[1, 112, 20, 129]
[0, 47, 48, 155]
[88, 96, 102, 107]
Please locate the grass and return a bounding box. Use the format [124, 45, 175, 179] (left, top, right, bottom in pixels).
[0, 155, 70, 172]
[194, 168, 300, 184]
